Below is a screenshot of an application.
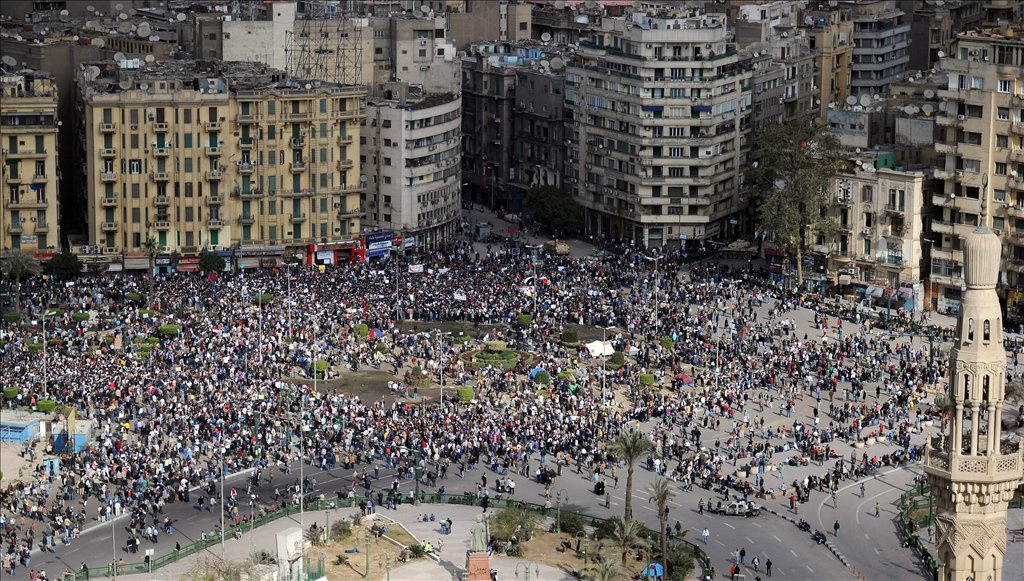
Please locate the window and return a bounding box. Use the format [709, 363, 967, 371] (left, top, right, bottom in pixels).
[183, 110, 192, 123]
[185, 207, 194, 222]
[971, 77, 984, 90]
[267, 101, 276, 115]
[131, 183, 140, 198]
[519, 22, 527, 31]
[129, 160, 141, 174]
[962, 158, 981, 172]
[132, 207, 140, 224]
[997, 107, 1009, 121]
[997, 134, 1009, 148]
[997, 79, 1013, 93]
[185, 183, 194, 197]
[996, 162, 1008, 175]
[184, 158, 193, 173]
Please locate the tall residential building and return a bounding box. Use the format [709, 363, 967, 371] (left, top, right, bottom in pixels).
[369, 14, 460, 97]
[909, 0, 983, 73]
[803, 4, 853, 123]
[930, 28, 1024, 314]
[841, 0, 910, 97]
[461, 45, 518, 209]
[79, 60, 365, 267]
[362, 92, 462, 248]
[566, 9, 752, 246]
[511, 61, 568, 205]
[1, 71, 60, 254]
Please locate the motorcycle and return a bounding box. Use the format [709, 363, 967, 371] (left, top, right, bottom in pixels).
[797, 519, 811, 532]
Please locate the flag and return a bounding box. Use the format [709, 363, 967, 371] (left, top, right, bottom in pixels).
[408, 264, 424, 273]
[454, 291, 467, 301]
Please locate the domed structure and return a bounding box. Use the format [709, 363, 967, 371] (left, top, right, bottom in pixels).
[962, 224, 1001, 289]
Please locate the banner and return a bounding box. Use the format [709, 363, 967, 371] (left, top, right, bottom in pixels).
[453, 291, 467, 301]
[408, 264, 424, 273]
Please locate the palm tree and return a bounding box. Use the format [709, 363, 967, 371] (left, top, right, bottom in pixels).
[583, 560, 628, 581]
[611, 429, 653, 520]
[1, 249, 41, 314]
[142, 235, 158, 300]
[648, 478, 676, 578]
[606, 517, 649, 567]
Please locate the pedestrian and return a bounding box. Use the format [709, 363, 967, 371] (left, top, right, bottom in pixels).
[875, 502, 880, 518]
[766, 558, 772, 577]
[702, 527, 710, 545]
[860, 482, 865, 498]
[752, 556, 760, 572]
[698, 498, 704, 515]
[739, 547, 746, 565]
[832, 489, 838, 509]
[833, 519, 840, 536]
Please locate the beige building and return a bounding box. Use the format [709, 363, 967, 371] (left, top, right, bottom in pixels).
[567, 8, 752, 246]
[931, 27, 1024, 313]
[1, 71, 61, 254]
[79, 60, 365, 266]
[840, 0, 910, 98]
[803, 6, 853, 123]
[363, 92, 462, 248]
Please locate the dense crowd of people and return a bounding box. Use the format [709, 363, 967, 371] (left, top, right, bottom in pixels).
[0, 235, 1009, 578]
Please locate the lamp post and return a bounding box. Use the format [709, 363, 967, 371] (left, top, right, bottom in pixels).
[640, 252, 663, 327]
[515, 562, 539, 581]
[555, 489, 568, 533]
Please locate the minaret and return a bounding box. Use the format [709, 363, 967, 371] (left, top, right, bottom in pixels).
[925, 183, 1024, 581]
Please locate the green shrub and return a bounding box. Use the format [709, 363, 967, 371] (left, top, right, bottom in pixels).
[594, 518, 617, 539]
[36, 399, 56, 414]
[408, 543, 426, 558]
[158, 324, 181, 336]
[256, 293, 275, 305]
[610, 351, 625, 365]
[533, 370, 551, 385]
[489, 508, 539, 542]
[72, 312, 90, 322]
[506, 544, 525, 557]
[140, 343, 155, 353]
[485, 341, 507, 352]
[3, 311, 21, 323]
[639, 373, 656, 386]
[659, 336, 674, 350]
[126, 292, 145, 303]
[147, 337, 160, 345]
[3, 387, 18, 400]
[560, 328, 580, 344]
[331, 519, 352, 541]
[45, 308, 63, 317]
[333, 554, 349, 566]
[138, 309, 158, 318]
[555, 370, 575, 381]
[457, 386, 474, 402]
[313, 359, 329, 378]
[354, 323, 369, 338]
[28, 342, 44, 352]
[559, 512, 585, 536]
[516, 313, 534, 327]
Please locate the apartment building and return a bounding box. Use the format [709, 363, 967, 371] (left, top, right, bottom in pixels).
[566, 9, 752, 246]
[461, 46, 518, 209]
[826, 164, 927, 304]
[79, 60, 365, 267]
[840, 0, 910, 98]
[362, 92, 462, 248]
[931, 27, 1024, 313]
[0, 71, 60, 254]
[511, 62, 569, 205]
[803, 5, 853, 123]
[909, 0, 983, 73]
[369, 14, 460, 97]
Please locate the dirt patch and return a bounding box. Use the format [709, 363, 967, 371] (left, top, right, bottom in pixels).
[309, 521, 425, 581]
[518, 530, 589, 577]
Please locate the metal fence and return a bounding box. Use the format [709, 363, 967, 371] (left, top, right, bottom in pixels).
[63, 492, 713, 580]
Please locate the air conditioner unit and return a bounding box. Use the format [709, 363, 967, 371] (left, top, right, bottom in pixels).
[130, 124, 139, 130]
[861, 227, 871, 235]
[957, 115, 965, 121]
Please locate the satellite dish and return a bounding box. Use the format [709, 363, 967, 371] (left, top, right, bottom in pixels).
[59, 9, 68, 16]
[845, 96, 857, 106]
[1, 55, 17, 67]
[541, 32, 552, 42]
[117, 21, 132, 33]
[924, 89, 935, 98]
[176, 12, 186, 22]
[863, 163, 874, 172]
[360, 175, 368, 183]
[549, 57, 564, 70]
[937, 50, 945, 58]
[115, 2, 124, 11]
[118, 12, 128, 20]
[85, 20, 96, 29]
[420, 4, 430, 14]
[145, 54, 155, 63]
[859, 94, 871, 107]
[908, 105, 920, 114]
[91, 38, 106, 48]
[114, 51, 126, 60]
[137, 28, 151, 38]
[86, 5, 95, 12]
[72, 35, 79, 41]
[540, 59, 550, 68]
[304, 83, 312, 90]
[922, 104, 935, 115]
[139, 82, 149, 91]
[149, 35, 160, 42]
[553, 0, 565, 8]
[872, 94, 881, 101]
[576, 16, 589, 24]
[118, 80, 130, 90]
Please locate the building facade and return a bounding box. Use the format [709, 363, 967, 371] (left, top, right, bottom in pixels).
[461, 46, 517, 209]
[1, 72, 60, 253]
[362, 92, 462, 248]
[841, 0, 910, 98]
[930, 28, 1024, 313]
[566, 9, 752, 246]
[510, 64, 568, 207]
[803, 5, 853, 123]
[79, 60, 365, 266]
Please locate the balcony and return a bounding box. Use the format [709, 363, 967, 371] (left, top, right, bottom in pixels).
[154, 220, 171, 230]
[155, 195, 169, 205]
[885, 203, 905, 214]
[32, 174, 47, 182]
[100, 148, 117, 158]
[337, 135, 353, 146]
[337, 107, 366, 121]
[239, 138, 255, 150]
[101, 196, 118, 207]
[237, 113, 262, 123]
[153, 147, 170, 157]
[337, 159, 354, 171]
[206, 170, 223, 181]
[99, 122, 116, 133]
[935, 115, 961, 127]
[290, 213, 307, 223]
[1009, 149, 1024, 163]
[239, 162, 256, 175]
[99, 171, 117, 182]
[151, 171, 169, 182]
[206, 146, 222, 156]
[203, 121, 222, 131]
[238, 214, 255, 225]
[234, 188, 263, 199]
[207, 194, 224, 204]
[289, 137, 306, 148]
[6, 149, 47, 159]
[935, 143, 957, 155]
[153, 122, 169, 131]
[925, 447, 1021, 482]
[35, 222, 49, 233]
[1011, 122, 1024, 136]
[283, 111, 312, 122]
[337, 207, 363, 219]
[291, 160, 307, 172]
[101, 221, 118, 232]
[7, 223, 21, 234]
[207, 218, 224, 228]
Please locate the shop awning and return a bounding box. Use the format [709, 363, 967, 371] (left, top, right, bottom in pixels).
[866, 286, 884, 298]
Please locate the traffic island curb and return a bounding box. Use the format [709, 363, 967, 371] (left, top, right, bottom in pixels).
[764, 506, 852, 570]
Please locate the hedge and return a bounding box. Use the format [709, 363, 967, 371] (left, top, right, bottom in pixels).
[72, 312, 91, 322]
[3, 311, 20, 323]
[534, 370, 551, 385]
[256, 293, 275, 305]
[140, 343, 155, 353]
[45, 308, 63, 317]
[36, 399, 57, 414]
[313, 359, 329, 378]
[126, 292, 145, 303]
[516, 314, 534, 327]
[610, 351, 625, 365]
[139, 309, 158, 318]
[28, 342, 44, 352]
[457, 386, 474, 403]
[659, 336, 674, 350]
[555, 370, 576, 381]
[147, 337, 160, 345]
[158, 324, 181, 336]
[560, 328, 580, 344]
[354, 323, 369, 338]
[3, 387, 18, 400]
[639, 373, 656, 386]
[485, 341, 507, 352]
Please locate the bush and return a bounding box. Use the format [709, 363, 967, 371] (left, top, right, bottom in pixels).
[594, 518, 617, 540]
[560, 328, 580, 344]
[313, 359, 329, 378]
[72, 312, 90, 322]
[3, 387, 18, 400]
[45, 307, 63, 317]
[147, 336, 160, 345]
[140, 342, 155, 353]
[457, 386, 474, 402]
[125, 292, 145, 303]
[36, 399, 56, 414]
[2, 311, 20, 323]
[555, 370, 575, 381]
[28, 342, 44, 352]
[610, 351, 625, 366]
[354, 323, 369, 338]
[333, 554, 349, 566]
[256, 293, 275, 305]
[331, 519, 352, 541]
[659, 336, 674, 350]
[533, 370, 551, 385]
[506, 544, 525, 557]
[139, 309, 158, 318]
[639, 373, 656, 386]
[485, 341, 507, 352]
[516, 313, 534, 327]
[489, 508, 539, 543]
[559, 512, 585, 536]
[408, 543, 426, 558]
[158, 324, 181, 336]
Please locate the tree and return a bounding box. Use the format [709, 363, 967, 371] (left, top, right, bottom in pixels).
[648, 478, 676, 579]
[142, 235, 158, 298]
[583, 560, 628, 581]
[1, 250, 41, 313]
[605, 517, 649, 566]
[747, 120, 845, 287]
[198, 252, 226, 274]
[523, 186, 584, 236]
[47, 251, 83, 280]
[611, 430, 653, 521]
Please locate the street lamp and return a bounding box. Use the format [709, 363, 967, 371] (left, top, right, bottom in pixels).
[515, 562, 539, 581]
[640, 252, 663, 326]
[555, 489, 568, 534]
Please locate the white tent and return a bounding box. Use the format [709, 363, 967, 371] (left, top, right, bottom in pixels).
[585, 340, 615, 358]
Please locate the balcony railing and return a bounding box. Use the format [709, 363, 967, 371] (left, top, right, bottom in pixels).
[99, 122, 116, 133]
[99, 171, 117, 182]
[100, 148, 117, 157]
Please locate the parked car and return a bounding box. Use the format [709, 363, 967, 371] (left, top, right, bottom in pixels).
[710, 500, 761, 517]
